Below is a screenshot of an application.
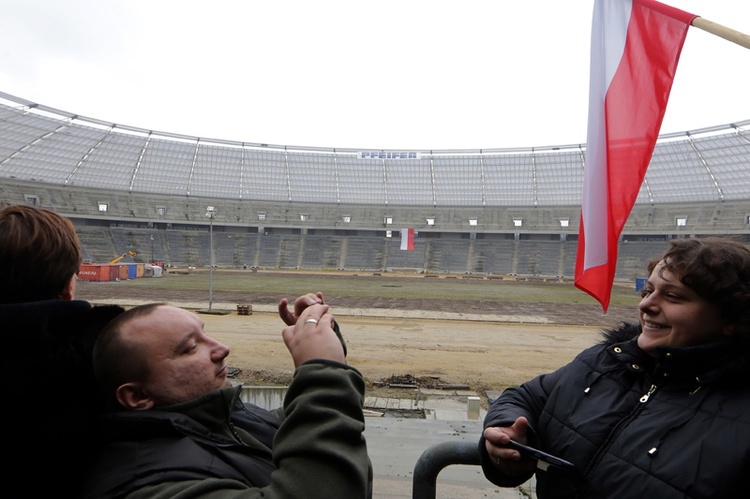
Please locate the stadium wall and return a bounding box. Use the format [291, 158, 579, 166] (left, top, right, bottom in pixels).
[2, 178, 748, 282]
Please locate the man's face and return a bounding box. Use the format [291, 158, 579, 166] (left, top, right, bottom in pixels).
[637, 261, 733, 356]
[124, 305, 231, 406]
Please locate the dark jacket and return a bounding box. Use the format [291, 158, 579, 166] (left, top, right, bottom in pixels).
[83, 361, 371, 499]
[480, 323, 750, 498]
[0, 299, 124, 499]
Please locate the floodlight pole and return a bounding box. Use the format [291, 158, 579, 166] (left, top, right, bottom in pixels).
[209, 215, 213, 310]
[206, 207, 216, 311]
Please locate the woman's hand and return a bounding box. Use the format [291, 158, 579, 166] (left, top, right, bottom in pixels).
[483, 417, 536, 476]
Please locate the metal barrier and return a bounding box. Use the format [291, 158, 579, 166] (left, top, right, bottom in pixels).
[412, 440, 482, 499]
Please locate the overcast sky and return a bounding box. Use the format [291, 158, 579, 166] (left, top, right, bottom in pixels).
[0, 0, 748, 150]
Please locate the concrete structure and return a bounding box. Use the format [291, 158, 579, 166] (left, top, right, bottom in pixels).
[2, 91, 749, 283]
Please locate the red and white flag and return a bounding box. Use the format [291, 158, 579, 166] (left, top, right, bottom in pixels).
[400, 228, 414, 251]
[575, 0, 696, 312]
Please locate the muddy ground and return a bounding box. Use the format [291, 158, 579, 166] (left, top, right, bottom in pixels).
[77, 277, 636, 405]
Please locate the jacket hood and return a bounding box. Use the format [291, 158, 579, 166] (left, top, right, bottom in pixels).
[600, 322, 641, 346]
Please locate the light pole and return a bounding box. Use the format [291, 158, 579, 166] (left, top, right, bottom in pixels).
[206, 206, 216, 311]
[150, 234, 154, 263]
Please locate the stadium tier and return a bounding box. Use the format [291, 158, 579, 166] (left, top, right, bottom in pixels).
[1, 91, 749, 280]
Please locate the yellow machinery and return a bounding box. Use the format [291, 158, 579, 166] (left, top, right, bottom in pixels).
[109, 250, 136, 264]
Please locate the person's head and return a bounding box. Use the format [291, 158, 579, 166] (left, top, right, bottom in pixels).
[0, 204, 81, 303]
[93, 303, 231, 410]
[637, 237, 750, 356]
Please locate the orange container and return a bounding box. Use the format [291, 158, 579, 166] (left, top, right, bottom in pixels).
[78, 264, 112, 282]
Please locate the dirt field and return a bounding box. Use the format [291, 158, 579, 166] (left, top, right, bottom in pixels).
[77, 272, 636, 404]
[197, 312, 602, 396]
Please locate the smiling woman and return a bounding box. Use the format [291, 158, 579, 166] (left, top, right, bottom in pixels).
[637, 262, 731, 354]
[636, 238, 750, 355]
[480, 236, 750, 499]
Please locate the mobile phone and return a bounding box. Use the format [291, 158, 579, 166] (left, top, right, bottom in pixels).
[504, 440, 577, 473]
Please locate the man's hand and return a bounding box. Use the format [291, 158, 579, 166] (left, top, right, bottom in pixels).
[281, 304, 346, 367]
[278, 292, 325, 326]
[483, 417, 536, 476]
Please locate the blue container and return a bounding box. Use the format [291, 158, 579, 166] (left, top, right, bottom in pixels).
[635, 277, 647, 292]
[127, 263, 138, 279]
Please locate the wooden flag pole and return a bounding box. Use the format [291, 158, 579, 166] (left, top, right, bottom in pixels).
[692, 17, 750, 50]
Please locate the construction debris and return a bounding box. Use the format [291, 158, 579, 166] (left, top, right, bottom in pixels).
[375, 374, 469, 391]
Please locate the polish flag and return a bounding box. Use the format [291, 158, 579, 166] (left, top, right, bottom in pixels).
[575, 0, 696, 312]
[400, 228, 414, 251]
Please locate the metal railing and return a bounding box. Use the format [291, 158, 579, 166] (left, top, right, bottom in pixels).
[412, 440, 482, 499]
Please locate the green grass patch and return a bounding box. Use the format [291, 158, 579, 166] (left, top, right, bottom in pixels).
[112, 270, 642, 307]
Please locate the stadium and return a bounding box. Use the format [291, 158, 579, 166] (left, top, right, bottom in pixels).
[2, 89, 750, 497]
[1, 90, 749, 281]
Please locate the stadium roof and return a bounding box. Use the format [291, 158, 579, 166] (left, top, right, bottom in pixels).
[1, 91, 749, 207]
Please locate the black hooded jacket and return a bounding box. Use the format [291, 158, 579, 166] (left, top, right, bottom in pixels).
[0, 300, 123, 499]
[480, 323, 750, 498]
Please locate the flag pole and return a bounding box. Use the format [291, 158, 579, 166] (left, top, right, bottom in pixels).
[692, 17, 750, 50]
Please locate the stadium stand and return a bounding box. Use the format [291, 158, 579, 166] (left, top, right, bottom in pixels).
[255, 234, 282, 269]
[1, 91, 750, 282]
[343, 236, 386, 271]
[472, 239, 516, 275]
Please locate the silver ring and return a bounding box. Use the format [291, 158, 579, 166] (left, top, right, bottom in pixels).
[304, 318, 318, 325]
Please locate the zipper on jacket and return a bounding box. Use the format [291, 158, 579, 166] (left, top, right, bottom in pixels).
[577, 381, 658, 498]
[227, 421, 244, 444]
[640, 384, 657, 403]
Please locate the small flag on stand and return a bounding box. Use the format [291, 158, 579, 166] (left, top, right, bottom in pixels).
[400, 228, 414, 251]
